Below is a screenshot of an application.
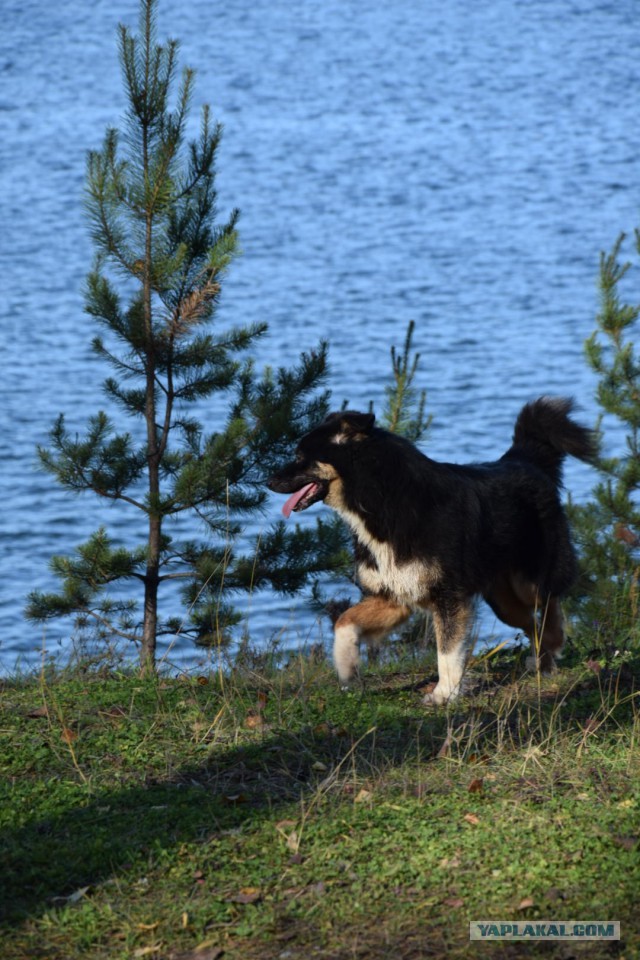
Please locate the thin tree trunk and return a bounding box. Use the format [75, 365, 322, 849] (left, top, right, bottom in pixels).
[141, 513, 160, 673]
[141, 230, 160, 673]
[140, 49, 160, 674]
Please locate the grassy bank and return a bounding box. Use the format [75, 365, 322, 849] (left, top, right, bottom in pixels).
[1, 645, 639, 959]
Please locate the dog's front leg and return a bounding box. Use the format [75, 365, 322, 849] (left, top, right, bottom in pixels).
[333, 595, 411, 687]
[424, 598, 473, 706]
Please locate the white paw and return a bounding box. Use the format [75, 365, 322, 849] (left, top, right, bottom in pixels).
[339, 670, 363, 693]
[422, 683, 460, 707]
[333, 624, 360, 685]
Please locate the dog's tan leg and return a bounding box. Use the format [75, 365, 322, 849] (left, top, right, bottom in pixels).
[486, 573, 537, 635]
[333, 595, 411, 685]
[423, 599, 473, 706]
[487, 573, 564, 673]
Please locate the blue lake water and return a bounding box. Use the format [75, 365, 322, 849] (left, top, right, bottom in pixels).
[1, 0, 639, 673]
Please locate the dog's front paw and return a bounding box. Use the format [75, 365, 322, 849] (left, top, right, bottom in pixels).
[422, 682, 460, 707]
[339, 671, 364, 693]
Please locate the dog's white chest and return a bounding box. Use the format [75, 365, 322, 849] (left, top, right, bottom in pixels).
[339, 506, 440, 605]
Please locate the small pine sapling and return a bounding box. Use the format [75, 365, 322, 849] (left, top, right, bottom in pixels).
[26, 0, 345, 672]
[569, 233, 640, 651]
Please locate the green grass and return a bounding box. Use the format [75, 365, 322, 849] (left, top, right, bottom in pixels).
[1, 645, 639, 959]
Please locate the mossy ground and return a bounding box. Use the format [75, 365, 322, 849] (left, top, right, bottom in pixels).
[1, 644, 639, 959]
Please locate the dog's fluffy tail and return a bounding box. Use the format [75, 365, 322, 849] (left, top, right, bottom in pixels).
[510, 397, 596, 485]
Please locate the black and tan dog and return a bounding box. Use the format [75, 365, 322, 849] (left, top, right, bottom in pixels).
[268, 398, 594, 704]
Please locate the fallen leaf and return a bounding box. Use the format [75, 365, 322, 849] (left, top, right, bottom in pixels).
[585, 659, 602, 674]
[99, 705, 128, 719]
[61, 727, 78, 743]
[192, 948, 224, 960]
[227, 887, 261, 904]
[443, 897, 464, 908]
[518, 897, 535, 910]
[189, 947, 223, 960]
[244, 713, 263, 729]
[275, 929, 298, 943]
[170, 939, 225, 959]
[26, 705, 48, 718]
[275, 819, 297, 832]
[312, 760, 328, 771]
[66, 885, 91, 904]
[468, 778, 484, 794]
[286, 830, 300, 853]
[137, 922, 161, 932]
[354, 788, 372, 803]
[463, 813, 480, 826]
[133, 945, 163, 958]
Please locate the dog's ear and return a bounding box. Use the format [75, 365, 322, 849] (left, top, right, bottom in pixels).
[333, 411, 375, 441]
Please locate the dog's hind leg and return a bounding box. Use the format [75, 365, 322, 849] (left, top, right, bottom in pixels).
[333, 595, 411, 686]
[527, 594, 565, 673]
[486, 574, 564, 673]
[423, 597, 473, 706]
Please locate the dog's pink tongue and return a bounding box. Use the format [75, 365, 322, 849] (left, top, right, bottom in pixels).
[282, 483, 316, 519]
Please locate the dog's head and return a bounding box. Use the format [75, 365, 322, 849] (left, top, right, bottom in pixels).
[268, 411, 375, 517]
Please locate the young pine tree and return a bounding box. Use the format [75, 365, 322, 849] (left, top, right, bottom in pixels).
[569, 232, 640, 650]
[26, 0, 346, 673]
[381, 319, 432, 441]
